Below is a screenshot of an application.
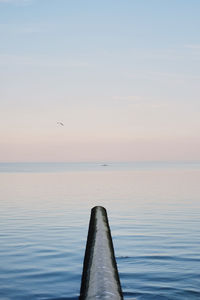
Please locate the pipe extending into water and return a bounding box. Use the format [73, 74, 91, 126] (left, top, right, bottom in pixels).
[79, 206, 124, 300]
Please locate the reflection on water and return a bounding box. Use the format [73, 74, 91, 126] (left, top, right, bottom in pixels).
[0, 162, 200, 299]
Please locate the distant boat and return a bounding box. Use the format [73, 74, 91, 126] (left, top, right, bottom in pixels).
[101, 164, 108, 167]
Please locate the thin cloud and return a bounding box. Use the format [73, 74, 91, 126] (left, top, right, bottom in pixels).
[112, 95, 167, 109]
[184, 44, 200, 49]
[112, 96, 141, 102]
[0, 23, 50, 34]
[0, 53, 89, 68]
[0, 0, 32, 5]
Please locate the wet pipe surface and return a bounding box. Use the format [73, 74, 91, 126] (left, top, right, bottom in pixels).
[80, 206, 123, 300]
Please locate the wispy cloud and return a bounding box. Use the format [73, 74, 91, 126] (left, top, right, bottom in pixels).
[0, 0, 32, 5]
[0, 23, 50, 34]
[0, 53, 89, 68]
[112, 95, 167, 109]
[125, 69, 200, 83]
[184, 44, 200, 49]
[112, 95, 141, 102]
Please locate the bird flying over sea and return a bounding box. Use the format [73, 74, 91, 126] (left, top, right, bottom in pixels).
[57, 122, 64, 126]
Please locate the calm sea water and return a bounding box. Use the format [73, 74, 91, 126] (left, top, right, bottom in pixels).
[0, 162, 200, 300]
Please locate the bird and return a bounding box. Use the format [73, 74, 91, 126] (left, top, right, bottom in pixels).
[57, 122, 64, 126]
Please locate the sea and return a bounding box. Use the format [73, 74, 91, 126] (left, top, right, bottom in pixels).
[0, 162, 200, 300]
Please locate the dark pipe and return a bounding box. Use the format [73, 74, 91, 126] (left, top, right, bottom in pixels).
[79, 206, 123, 299]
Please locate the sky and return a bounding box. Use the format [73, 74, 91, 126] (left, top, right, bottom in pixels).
[0, 0, 200, 162]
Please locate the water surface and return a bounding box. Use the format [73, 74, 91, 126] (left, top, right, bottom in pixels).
[0, 162, 200, 299]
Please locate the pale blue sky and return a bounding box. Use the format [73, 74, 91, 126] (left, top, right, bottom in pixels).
[0, 0, 200, 162]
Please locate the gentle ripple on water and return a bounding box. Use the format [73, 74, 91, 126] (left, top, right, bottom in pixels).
[0, 162, 200, 299]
